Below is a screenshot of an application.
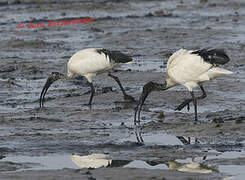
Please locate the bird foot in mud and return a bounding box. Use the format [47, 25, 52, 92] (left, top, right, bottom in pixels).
[175, 99, 192, 111]
[82, 103, 92, 107]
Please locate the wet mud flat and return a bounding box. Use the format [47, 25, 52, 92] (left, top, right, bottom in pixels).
[0, 0, 245, 179]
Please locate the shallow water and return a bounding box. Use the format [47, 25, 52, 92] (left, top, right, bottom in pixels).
[2, 149, 245, 179]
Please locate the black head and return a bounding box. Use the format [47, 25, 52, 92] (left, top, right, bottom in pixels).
[134, 81, 167, 125]
[39, 72, 65, 108]
[48, 72, 65, 81]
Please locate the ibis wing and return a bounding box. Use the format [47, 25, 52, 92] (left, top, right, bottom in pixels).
[96, 49, 132, 64]
[166, 48, 231, 85]
[191, 49, 230, 65]
[167, 52, 212, 84]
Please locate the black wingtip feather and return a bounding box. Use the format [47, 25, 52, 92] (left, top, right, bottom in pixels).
[96, 49, 133, 64]
[192, 48, 230, 65]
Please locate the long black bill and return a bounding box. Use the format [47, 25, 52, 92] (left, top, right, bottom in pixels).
[134, 82, 155, 125]
[134, 81, 167, 125]
[39, 72, 65, 108]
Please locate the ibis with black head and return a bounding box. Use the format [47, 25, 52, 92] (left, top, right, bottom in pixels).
[134, 48, 233, 124]
[39, 48, 135, 107]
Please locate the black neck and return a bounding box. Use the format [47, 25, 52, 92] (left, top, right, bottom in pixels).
[134, 81, 167, 124]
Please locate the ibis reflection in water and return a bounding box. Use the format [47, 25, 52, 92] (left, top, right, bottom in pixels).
[132, 128, 215, 174]
[71, 153, 112, 169]
[134, 127, 200, 145]
[134, 48, 233, 124]
[69, 129, 214, 174]
[39, 48, 135, 107]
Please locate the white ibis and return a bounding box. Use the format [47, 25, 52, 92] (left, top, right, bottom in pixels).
[134, 48, 233, 124]
[39, 48, 135, 107]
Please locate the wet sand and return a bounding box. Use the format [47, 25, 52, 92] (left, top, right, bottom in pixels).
[0, 0, 245, 179]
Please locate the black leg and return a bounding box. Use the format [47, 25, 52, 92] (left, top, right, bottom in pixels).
[177, 136, 200, 145]
[190, 91, 198, 121]
[88, 82, 95, 105]
[108, 73, 135, 102]
[199, 85, 207, 99]
[135, 128, 144, 143]
[175, 85, 207, 111]
[176, 136, 190, 145]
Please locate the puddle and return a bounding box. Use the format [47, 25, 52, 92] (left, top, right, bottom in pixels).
[0, 154, 218, 174]
[175, 150, 245, 180]
[2, 150, 245, 180]
[119, 128, 203, 146]
[122, 159, 214, 174]
[1, 154, 167, 171]
[207, 150, 245, 160]
[118, 130, 245, 179]
[1, 154, 79, 171]
[219, 165, 244, 180]
[207, 151, 245, 180]
[122, 151, 245, 178]
[119, 130, 189, 146]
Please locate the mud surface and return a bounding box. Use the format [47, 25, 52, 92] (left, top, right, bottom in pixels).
[0, 0, 245, 179]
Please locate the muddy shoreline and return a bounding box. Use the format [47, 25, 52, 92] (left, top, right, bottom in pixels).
[0, 0, 245, 179]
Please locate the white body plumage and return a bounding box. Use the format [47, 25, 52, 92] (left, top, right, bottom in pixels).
[166, 49, 233, 91]
[67, 48, 121, 82]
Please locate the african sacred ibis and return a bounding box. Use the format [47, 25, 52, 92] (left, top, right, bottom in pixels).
[39, 48, 135, 107]
[134, 48, 233, 124]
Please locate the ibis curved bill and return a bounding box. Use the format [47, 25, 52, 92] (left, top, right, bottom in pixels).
[39, 72, 66, 107]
